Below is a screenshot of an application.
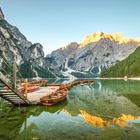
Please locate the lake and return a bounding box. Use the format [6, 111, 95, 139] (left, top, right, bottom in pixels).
[0, 79, 140, 140]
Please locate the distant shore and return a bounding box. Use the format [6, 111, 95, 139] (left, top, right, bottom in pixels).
[128, 77, 140, 81]
[95, 77, 140, 81]
[32, 77, 140, 81]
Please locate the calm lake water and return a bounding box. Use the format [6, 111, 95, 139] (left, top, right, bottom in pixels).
[0, 79, 140, 140]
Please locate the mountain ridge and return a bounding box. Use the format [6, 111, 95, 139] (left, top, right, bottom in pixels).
[101, 46, 140, 78]
[0, 19, 55, 78]
[46, 34, 139, 78]
[0, 8, 139, 78]
[80, 32, 140, 47]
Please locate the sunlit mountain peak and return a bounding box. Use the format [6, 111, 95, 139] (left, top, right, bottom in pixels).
[80, 32, 134, 47]
[135, 38, 140, 46]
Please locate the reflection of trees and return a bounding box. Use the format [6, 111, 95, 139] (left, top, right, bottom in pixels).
[0, 99, 68, 140]
[66, 85, 140, 117]
[0, 107, 27, 140]
[100, 80, 140, 109]
[80, 110, 140, 128]
[16, 123, 42, 140]
[100, 80, 140, 96]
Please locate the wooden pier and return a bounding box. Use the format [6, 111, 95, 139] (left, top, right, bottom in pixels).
[0, 74, 95, 106]
[0, 74, 30, 106]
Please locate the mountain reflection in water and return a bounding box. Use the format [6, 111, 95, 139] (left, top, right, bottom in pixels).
[0, 79, 140, 140]
[80, 110, 140, 128]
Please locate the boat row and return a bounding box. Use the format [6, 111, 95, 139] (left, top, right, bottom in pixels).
[40, 80, 95, 106]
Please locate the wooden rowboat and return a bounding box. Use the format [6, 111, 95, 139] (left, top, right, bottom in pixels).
[17, 85, 40, 93]
[40, 88, 68, 106]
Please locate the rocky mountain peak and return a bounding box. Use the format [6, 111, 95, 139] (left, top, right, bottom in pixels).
[0, 8, 4, 19]
[80, 32, 134, 47]
[0, 16, 56, 78]
[29, 43, 44, 59]
[135, 38, 140, 45]
[60, 42, 79, 51]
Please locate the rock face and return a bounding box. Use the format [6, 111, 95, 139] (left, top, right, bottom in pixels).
[0, 18, 54, 78]
[45, 32, 139, 78]
[101, 46, 140, 78]
[45, 42, 79, 78]
[0, 8, 4, 19]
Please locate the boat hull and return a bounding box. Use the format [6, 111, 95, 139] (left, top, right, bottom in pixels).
[40, 88, 68, 106]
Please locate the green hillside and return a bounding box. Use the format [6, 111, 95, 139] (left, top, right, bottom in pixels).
[101, 46, 140, 78]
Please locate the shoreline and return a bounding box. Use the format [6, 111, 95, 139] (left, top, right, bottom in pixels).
[128, 77, 140, 81]
[30, 77, 140, 81]
[95, 77, 140, 81]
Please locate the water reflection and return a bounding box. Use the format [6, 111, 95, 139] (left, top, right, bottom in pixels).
[0, 79, 140, 140]
[80, 110, 140, 128]
[65, 83, 140, 117]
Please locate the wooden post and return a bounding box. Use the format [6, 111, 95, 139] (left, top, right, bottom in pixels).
[24, 78, 28, 98]
[12, 57, 16, 90]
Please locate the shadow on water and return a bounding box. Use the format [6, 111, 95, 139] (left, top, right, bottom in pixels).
[0, 79, 140, 140]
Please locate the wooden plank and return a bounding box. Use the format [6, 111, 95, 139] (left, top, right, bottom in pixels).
[10, 99, 25, 101]
[0, 94, 26, 105]
[13, 101, 26, 103]
[0, 95, 19, 98]
[0, 94, 17, 96]
[5, 97, 21, 99]
[1, 97, 19, 99]
[6, 99, 22, 102]
[0, 90, 12, 93]
[0, 89, 26, 105]
[11, 102, 26, 106]
[1, 95, 19, 98]
[12, 102, 26, 104]
[0, 93, 15, 95]
[2, 96, 22, 100]
[0, 96, 16, 105]
[0, 79, 29, 104]
[10, 101, 25, 103]
[12, 58, 17, 90]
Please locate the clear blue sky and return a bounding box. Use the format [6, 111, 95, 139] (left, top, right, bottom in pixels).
[0, 0, 140, 54]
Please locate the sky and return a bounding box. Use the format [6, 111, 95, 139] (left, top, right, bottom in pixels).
[0, 0, 140, 54]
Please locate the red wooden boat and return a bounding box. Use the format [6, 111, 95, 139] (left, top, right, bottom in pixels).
[40, 88, 68, 106]
[26, 85, 40, 93]
[17, 85, 40, 93]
